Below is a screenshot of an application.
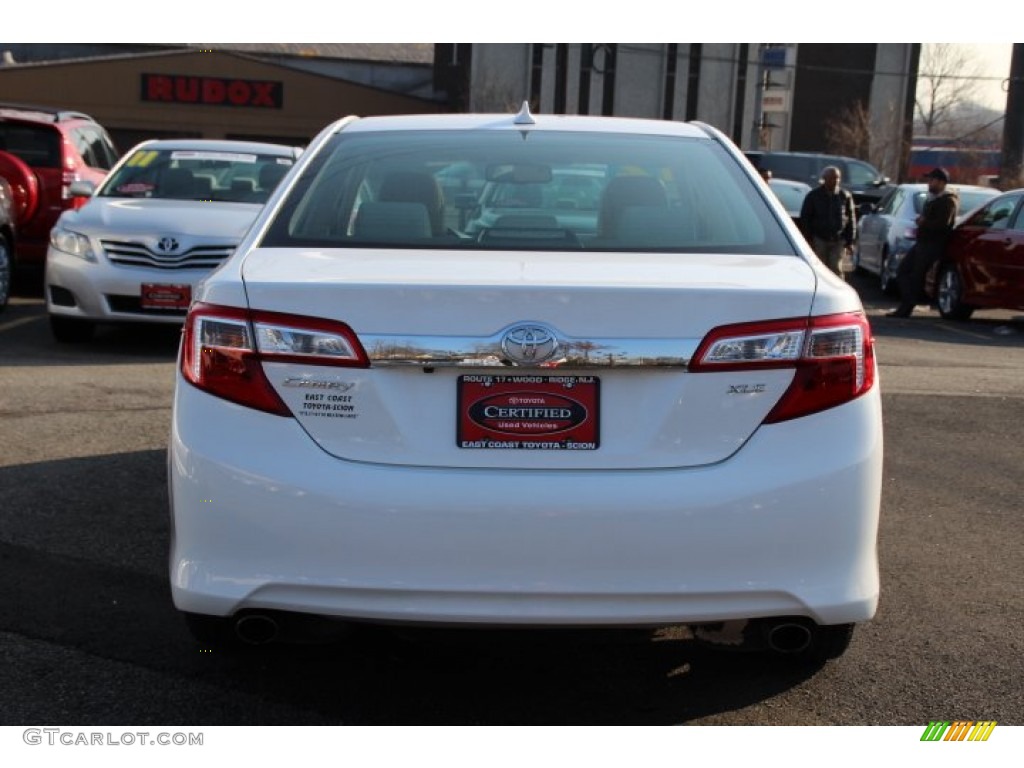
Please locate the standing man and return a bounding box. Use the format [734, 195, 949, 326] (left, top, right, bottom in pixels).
[886, 167, 960, 318]
[799, 166, 857, 280]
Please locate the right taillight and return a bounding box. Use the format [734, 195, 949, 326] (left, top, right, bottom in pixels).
[181, 302, 369, 415]
[690, 312, 875, 423]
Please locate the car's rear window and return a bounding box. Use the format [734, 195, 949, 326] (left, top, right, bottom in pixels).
[769, 181, 808, 213]
[262, 130, 796, 255]
[98, 148, 294, 203]
[0, 122, 62, 168]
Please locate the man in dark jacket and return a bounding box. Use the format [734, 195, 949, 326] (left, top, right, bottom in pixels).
[799, 166, 857, 280]
[887, 167, 960, 317]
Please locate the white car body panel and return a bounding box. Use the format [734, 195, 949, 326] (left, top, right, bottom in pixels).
[242, 248, 818, 469]
[170, 377, 881, 626]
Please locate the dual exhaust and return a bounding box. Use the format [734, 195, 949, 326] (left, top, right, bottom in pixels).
[232, 611, 817, 654]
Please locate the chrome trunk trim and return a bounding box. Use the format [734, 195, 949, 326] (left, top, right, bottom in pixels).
[362, 327, 697, 369]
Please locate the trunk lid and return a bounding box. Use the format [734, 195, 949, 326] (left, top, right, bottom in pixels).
[242, 247, 817, 469]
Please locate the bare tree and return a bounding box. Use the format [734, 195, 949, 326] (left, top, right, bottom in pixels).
[825, 101, 871, 160]
[915, 44, 984, 136]
[824, 100, 906, 179]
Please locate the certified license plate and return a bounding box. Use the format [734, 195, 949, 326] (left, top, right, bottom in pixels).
[140, 283, 191, 310]
[457, 374, 599, 450]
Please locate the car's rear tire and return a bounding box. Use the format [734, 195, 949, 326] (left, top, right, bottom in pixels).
[936, 263, 974, 320]
[50, 315, 96, 343]
[0, 234, 11, 313]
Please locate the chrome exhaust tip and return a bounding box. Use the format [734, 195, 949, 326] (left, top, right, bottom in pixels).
[765, 621, 814, 654]
[234, 613, 280, 645]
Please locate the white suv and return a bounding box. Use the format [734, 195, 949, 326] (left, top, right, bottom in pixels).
[169, 108, 882, 662]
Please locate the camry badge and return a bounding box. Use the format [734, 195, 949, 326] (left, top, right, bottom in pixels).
[157, 237, 180, 253]
[282, 378, 356, 391]
[728, 384, 766, 394]
[501, 325, 559, 365]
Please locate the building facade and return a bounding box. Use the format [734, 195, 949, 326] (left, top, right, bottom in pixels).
[0, 46, 442, 152]
[461, 43, 920, 180]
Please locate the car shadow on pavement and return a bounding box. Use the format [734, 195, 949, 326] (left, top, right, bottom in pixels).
[0, 449, 825, 726]
[0, 298, 182, 366]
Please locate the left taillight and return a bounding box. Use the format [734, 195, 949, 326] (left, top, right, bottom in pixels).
[690, 312, 876, 423]
[180, 302, 369, 416]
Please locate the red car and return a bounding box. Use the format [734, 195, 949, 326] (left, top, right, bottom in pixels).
[0, 103, 119, 269]
[932, 188, 1024, 320]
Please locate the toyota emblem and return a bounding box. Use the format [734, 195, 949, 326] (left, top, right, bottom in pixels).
[157, 237, 180, 253]
[501, 325, 559, 364]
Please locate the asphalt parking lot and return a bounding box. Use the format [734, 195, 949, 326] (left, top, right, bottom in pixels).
[1, 271, 1022, 725]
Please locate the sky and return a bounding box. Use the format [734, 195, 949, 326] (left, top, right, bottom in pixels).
[959, 43, 1015, 110]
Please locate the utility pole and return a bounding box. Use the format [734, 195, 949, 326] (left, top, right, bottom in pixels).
[1000, 43, 1024, 186]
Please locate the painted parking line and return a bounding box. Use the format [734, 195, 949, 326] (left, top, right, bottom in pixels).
[936, 322, 1005, 342]
[0, 314, 45, 334]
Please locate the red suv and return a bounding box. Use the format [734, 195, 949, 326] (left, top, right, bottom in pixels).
[0, 103, 119, 270]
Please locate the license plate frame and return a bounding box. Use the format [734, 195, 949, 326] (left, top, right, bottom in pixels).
[140, 283, 192, 310]
[457, 374, 600, 450]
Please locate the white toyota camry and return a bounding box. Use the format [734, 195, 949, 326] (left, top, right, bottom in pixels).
[170, 107, 882, 661]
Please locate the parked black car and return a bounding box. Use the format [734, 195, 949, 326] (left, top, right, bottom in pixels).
[746, 151, 891, 206]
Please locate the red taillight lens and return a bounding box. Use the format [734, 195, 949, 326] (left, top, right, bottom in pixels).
[691, 312, 876, 423]
[181, 303, 369, 415]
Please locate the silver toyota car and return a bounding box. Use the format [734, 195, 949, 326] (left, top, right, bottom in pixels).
[45, 139, 301, 342]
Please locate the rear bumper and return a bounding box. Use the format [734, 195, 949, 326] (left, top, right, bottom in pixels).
[169, 375, 883, 627]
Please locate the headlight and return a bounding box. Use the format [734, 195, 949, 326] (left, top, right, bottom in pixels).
[49, 226, 96, 261]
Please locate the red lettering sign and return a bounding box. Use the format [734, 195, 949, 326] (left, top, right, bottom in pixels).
[174, 77, 199, 103]
[227, 80, 250, 106]
[141, 74, 282, 109]
[250, 81, 276, 108]
[201, 79, 226, 104]
[145, 75, 173, 101]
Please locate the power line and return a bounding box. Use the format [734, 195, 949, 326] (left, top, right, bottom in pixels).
[608, 43, 1019, 88]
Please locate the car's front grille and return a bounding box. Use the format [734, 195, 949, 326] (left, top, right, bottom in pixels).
[101, 239, 233, 270]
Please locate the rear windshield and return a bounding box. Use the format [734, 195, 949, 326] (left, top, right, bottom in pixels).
[98, 148, 294, 203]
[0, 122, 62, 168]
[262, 130, 796, 254]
